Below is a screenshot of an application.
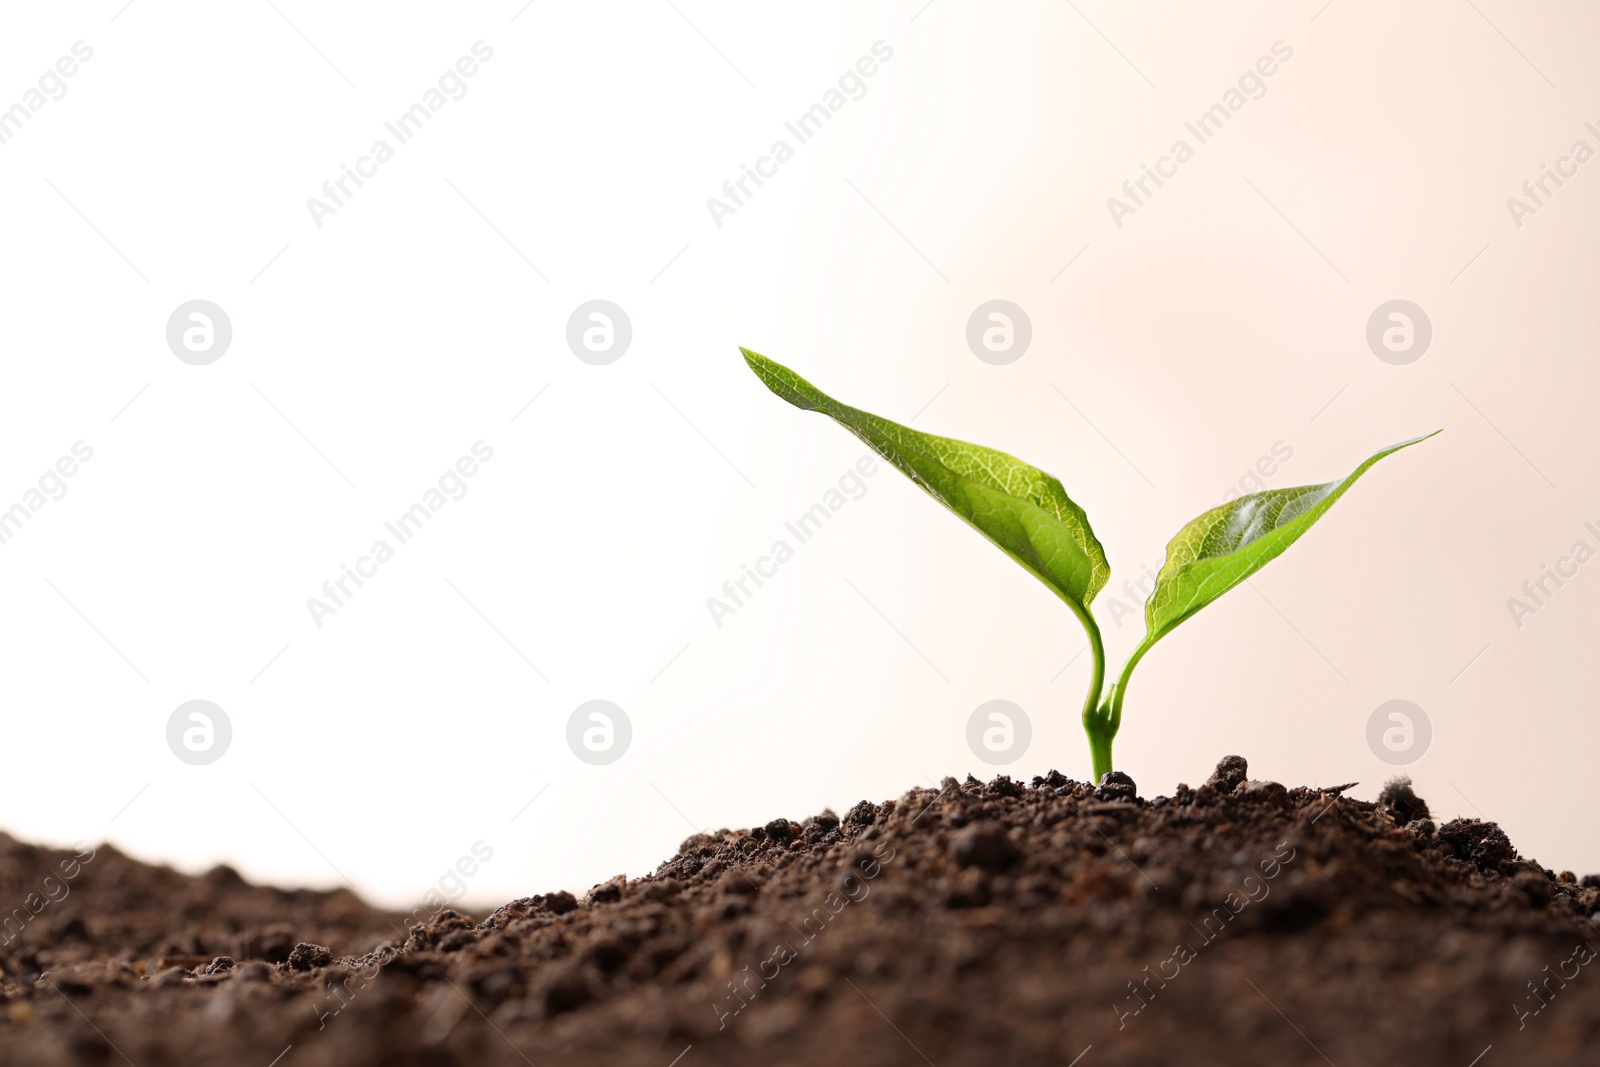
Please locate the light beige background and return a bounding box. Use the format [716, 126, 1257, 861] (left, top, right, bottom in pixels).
[0, 0, 1594, 907]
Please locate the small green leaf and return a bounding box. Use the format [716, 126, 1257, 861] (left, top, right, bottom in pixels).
[1137, 431, 1440, 655]
[740, 348, 1111, 613]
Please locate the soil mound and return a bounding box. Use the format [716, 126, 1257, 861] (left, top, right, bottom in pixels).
[3, 758, 1597, 1066]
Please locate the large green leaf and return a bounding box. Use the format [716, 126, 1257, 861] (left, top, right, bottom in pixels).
[1136, 431, 1440, 654]
[741, 348, 1110, 613]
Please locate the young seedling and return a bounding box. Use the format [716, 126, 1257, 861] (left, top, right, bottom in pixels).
[742, 348, 1439, 780]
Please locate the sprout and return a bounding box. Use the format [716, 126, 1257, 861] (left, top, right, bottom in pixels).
[743, 348, 1438, 780]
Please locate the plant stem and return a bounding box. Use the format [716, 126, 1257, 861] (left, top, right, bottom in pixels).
[1067, 601, 1108, 780]
[1085, 640, 1153, 781]
[1087, 719, 1114, 782]
[1109, 640, 1150, 736]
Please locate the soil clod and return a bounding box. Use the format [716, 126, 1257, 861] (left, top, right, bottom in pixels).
[1032, 769, 1071, 789]
[1379, 776, 1432, 824]
[1094, 770, 1138, 802]
[1237, 779, 1290, 807]
[1204, 754, 1249, 793]
[949, 822, 1022, 872]
[543, 890, 578, 915]
[1437, 817, 1518, 873]
[287, 942, 333, 970]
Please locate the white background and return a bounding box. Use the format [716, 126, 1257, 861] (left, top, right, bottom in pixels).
[1, 0, 1596, 909]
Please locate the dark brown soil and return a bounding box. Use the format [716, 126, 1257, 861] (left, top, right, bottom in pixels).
[4, 757, 1599, 1066]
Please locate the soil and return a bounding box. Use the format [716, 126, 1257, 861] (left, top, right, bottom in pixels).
[3, 757, 1599, 1066]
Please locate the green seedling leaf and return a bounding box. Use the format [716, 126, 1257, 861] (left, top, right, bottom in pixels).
[740, 348, 1111, 616]
[1126, 430, 1442, 676]
[1086, 431, 1438, 779]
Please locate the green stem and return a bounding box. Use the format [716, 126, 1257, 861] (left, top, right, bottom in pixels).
[1065, 600, 1108, 781]
[1109, 639, 1151, 736]
[1075, 607, 1106, 734]
[1086, 714, 1114, 781]
[1085, 639, 1155, 781]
